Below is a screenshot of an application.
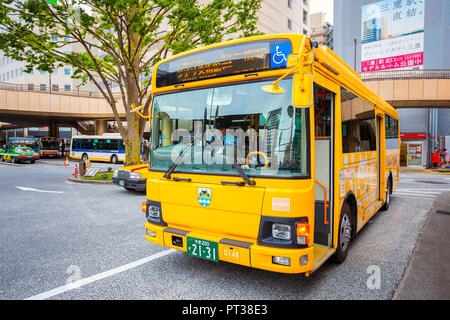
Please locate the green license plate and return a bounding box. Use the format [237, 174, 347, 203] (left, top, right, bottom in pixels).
[118, 180, 125, 187]
[187, 237, 219, 262]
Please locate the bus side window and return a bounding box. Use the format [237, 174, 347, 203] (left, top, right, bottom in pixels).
[119, 140, 125, 151]
[341, 88, 376, 153]
[314, 86, 332, 138]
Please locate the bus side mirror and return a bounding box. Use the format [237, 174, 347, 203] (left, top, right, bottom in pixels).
[293, 72, 313, 108]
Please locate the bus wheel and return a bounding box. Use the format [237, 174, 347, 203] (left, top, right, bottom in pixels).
[82, 153, 88, 161]
[111, 154, 118, 164]
[334, 203, 353, 264]
[381, 178, 392, 211]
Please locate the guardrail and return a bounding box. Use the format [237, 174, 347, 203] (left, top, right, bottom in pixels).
[0, 82, 122, 99]
[360, 69, 450, 81]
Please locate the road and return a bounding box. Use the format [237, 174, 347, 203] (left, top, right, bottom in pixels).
[1, 160, 449, 300]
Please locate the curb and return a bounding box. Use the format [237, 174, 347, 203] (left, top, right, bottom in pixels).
[400, 169, 450, 175]
[67, 176, 113, 185]
[38, 161, 68, 166]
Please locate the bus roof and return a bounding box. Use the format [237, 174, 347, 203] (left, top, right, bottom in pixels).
[152, 33, 398, 119]
[72, 134, 123, 140]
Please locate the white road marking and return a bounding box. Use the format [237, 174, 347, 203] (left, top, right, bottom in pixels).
[16, 186, 63, 194]
[24, 249, 176, 300]
[394, 192, 437, 198]
[396, 188, 450, 191]
[396, 190, 442, 195]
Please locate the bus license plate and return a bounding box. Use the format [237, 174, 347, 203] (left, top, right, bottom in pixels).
[187, 237, 218, 263]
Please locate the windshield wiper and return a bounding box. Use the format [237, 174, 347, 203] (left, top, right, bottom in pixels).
[232, 159, 256, 186]
[164, 108, 207, 180]
[212, 130, 256, 186]
[163, 132, 199, 180]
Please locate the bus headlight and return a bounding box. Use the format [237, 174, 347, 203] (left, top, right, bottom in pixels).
[272, 224, 292, 240]
[145, 200, 167, 226]
[148, 205, 161, 218]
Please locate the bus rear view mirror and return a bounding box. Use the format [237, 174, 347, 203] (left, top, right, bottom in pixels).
[293, 72, 313, 108]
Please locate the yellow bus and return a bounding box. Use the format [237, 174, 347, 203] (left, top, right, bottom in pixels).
[141, 34, 400, 276]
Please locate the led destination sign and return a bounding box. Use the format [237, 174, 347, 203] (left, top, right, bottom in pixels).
[156, 39, 293, 88]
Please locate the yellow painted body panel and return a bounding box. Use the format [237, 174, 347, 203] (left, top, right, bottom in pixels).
[144, 34, 400, 275]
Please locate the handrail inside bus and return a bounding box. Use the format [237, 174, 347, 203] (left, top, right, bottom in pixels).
[315, 179, 329, 226]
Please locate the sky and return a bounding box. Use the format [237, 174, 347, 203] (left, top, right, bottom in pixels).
[309, 0, 334, 24]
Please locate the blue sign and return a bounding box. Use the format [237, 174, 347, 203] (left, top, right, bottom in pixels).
[270, 42, 292, 68]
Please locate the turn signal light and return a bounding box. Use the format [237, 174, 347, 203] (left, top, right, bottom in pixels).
[142, 201, 147, 213]
[296, 223, 310, 245]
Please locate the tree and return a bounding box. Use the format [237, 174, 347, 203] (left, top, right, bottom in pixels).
[0, 0, 262, 164]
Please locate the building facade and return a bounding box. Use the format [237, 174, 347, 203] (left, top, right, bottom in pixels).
[0, 40, 98, 93]
[334, 0, 450, 168]
[257, 0, 310, 35]
[1, 0, 312, 142]
[310, 12, 334, 49]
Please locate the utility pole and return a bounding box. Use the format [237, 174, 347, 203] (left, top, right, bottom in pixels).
[354, 38, 357, 71]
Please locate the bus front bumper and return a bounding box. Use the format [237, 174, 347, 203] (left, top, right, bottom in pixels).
[145, 222, 314, 274]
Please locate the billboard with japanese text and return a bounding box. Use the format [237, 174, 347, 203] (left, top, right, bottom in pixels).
[361, 0, 425, 72]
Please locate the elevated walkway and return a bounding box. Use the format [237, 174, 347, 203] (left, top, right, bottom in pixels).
[361, 70, 450, 108]
[0, 82, 126, 127]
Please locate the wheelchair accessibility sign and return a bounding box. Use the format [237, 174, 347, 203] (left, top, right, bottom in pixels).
[270, 42, 292, 68]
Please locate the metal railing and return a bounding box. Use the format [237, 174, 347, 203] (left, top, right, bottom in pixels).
[0, 81, 122, 99]
[360, 69, 450, 81]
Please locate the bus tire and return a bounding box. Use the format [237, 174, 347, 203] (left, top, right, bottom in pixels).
[333, 202, 353, 264]
[82, 153, 88, 161]
[381, 177, 392, 211]
[111, 154, 118, 164]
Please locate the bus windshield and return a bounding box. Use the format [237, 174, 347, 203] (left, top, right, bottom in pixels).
[40, 141, 59, 150]
[149, 78, 309, 178]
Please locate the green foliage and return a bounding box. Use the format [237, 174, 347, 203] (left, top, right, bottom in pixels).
[0, 0, 262, 164]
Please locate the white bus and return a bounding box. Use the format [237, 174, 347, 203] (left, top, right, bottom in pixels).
[70, 134, 126, 164]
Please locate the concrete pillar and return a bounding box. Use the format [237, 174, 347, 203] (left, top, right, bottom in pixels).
[96, 120, 107, 135]
[49, 122, 59, 138]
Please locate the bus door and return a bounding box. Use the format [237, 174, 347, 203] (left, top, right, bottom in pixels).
[376, 116, 382, 201]
[313, 81, 337, 248]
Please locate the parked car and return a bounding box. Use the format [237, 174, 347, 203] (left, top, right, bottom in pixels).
[0, 145, 40, 164]
[112, 164, 149, 192]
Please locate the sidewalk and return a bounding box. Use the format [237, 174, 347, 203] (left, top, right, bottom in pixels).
[400, 167, 450, 174]
[393, 192, 450, 300]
